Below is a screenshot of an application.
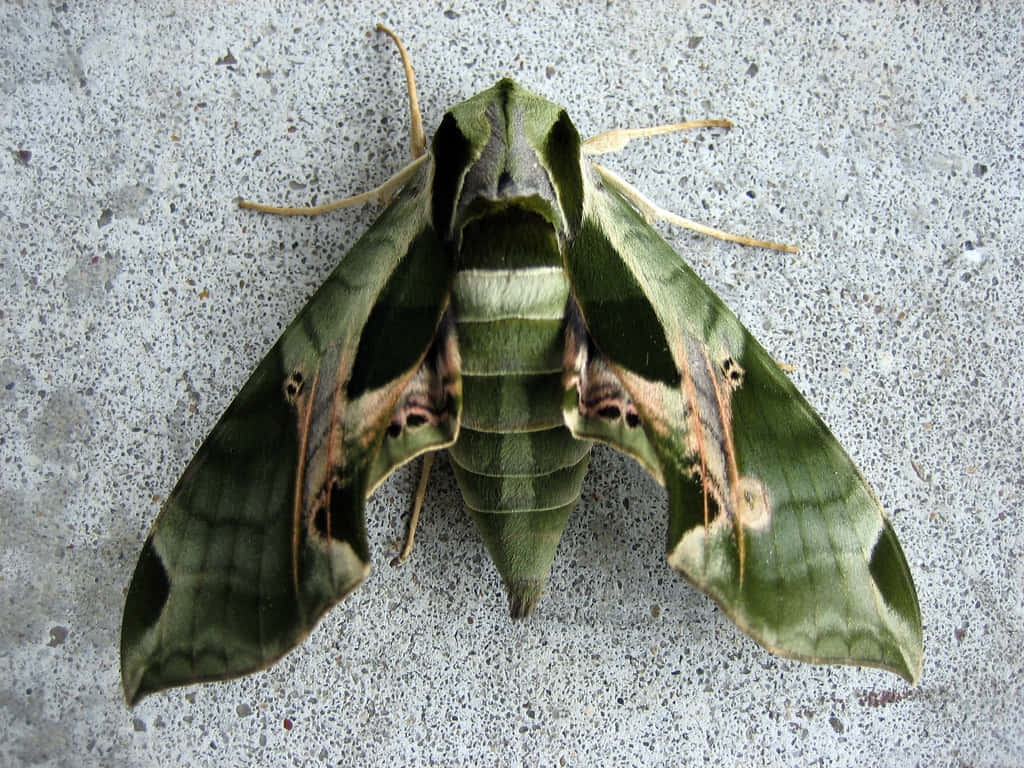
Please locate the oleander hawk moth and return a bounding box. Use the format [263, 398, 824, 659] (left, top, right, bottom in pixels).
[120, 32, 922, 705]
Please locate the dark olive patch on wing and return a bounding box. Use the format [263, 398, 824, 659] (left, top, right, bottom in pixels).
[122, 536, 170, 636]
[346, 229, 448, 399]
[568, 218, 679, 387]
[312, 480, 370, 562]
[869, 522, 922, 629]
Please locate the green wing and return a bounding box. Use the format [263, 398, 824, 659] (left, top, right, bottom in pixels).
[562, 168, 922, 682]
[120, 160, 461, 704]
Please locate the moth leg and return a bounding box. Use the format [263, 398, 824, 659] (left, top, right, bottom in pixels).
[377, 24, 426, 159]
[582, 120, 732, 155]
[391, 452, 435, 566]
[592, 162, 798, 253]
[238, 154, 426, 216]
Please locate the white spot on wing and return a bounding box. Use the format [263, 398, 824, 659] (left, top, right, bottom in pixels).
[738, 477, 772, 531]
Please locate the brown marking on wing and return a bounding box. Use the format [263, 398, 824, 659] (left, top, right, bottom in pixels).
[678, 341, 711, 533]
[579, 354, 639, 425]
[701, 347, 746, 582]
[322, 344, 355, 545]
[662, 324, 762, 582]
[291, 367, 320, 594]
[385, 326, 459, 439]
[298, 338, 357, 547]
[565, 307, 644, 431]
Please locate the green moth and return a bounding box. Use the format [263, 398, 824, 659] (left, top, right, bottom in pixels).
[120, 28, 922, 705]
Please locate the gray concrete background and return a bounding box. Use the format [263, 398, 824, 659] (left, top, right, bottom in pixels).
[2, 1, 1021, 766]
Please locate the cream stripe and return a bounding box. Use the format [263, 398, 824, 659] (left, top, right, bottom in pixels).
[452, 266, 569, 322]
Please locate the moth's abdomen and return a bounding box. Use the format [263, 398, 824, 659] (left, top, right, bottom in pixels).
[448, 209, 592, 616]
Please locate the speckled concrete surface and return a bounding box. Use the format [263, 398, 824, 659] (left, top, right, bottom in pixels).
[2, 1, 1021, 766]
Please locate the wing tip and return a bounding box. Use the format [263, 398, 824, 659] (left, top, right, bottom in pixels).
[664, 548, 924, 685]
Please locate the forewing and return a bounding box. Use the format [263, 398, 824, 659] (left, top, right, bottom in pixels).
[563, 169, 922, 682]
[121, 162, 459, 704]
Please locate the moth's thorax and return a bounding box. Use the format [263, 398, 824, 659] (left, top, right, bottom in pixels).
[454, 205, 562, 271]
[431, 79, 584, 244]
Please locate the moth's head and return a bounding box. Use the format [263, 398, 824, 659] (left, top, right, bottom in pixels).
[431, 78, 584, 243]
